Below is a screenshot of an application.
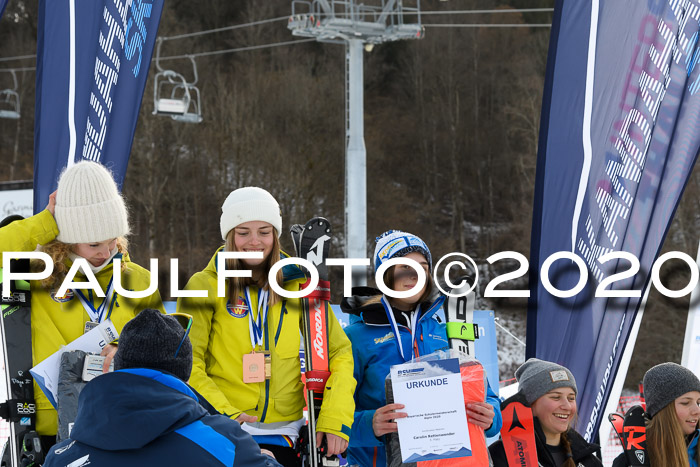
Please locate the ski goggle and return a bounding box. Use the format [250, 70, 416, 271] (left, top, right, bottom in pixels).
[171, 312, 193, 358]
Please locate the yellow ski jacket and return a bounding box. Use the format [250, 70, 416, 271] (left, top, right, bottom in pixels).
[0, 210, 164, 435]
[178, 248, 355, 440]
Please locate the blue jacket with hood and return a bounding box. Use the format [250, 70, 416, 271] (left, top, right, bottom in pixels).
[341, 286, 502, 467]
[42, 369, 281, 467]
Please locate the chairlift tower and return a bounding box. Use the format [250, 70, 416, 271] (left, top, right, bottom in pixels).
[289, 0, 423, 285]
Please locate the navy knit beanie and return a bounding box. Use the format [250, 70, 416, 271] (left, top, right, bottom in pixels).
[114, 309, 193, 381]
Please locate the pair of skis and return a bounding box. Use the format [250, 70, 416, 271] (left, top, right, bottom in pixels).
[290, 218, 338, 467]
[609, 405, 650, 465]
[0, 234, 44, 467]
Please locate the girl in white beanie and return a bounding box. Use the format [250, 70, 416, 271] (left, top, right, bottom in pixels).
[177, 186, 355, 467]
[0, 161, 164, 449]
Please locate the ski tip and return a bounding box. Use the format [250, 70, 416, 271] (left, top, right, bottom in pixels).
[304, 217, 331, 234]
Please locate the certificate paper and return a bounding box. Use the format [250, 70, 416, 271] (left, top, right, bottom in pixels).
[390, 358, 471, 462]
[30, 319, 119, 408]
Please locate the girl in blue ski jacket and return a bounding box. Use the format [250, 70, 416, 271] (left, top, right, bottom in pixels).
[341, 230, 502, 467]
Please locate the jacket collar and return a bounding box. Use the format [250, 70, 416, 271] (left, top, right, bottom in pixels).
[340, 286, 444, 326]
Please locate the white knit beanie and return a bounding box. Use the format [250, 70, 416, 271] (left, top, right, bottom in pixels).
[54, 161, 130, 243]
[220, 187, 282, 240]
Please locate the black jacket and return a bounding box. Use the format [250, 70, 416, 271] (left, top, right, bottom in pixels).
[489, 416, 603, 467]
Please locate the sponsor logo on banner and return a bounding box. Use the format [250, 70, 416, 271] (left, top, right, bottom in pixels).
[528, 0, 700, 442]
[83, 0, 155, 161]
[33, 0, 164, 213]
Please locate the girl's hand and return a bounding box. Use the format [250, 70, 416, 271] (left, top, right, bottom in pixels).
[466, 401, 495, 429]
[315, 432, 348, 456]
[372, 403, 407, 437]
[47, 191, 57, 216]
[100, 343, 118, 373]
[235, 412, 258, 424]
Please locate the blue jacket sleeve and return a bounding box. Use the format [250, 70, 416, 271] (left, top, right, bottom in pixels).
[484, 382, 502, 438]
[346, 324, 384, 448]
[351, 409, 383, 447]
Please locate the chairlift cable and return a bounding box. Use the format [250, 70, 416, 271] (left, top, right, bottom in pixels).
[0, 54, 36, 63]
[0, 6, 555, 66]
[157, 38, 316, 61]
[162, 16, 289, 41]
[0, 7, 554, 64]
[409, 8, 554, 14]
[425, 23, 551, 28]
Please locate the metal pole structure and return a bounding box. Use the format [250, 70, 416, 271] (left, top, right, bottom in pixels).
[288, 0, 424, 286]
[345, 38, 367, 285]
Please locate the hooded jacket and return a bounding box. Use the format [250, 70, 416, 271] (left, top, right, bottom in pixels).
[341, 286, 502, 467]
[42, 369, 281, 466]
[0, 210, 163, 435]
[177, 248, 355, 440]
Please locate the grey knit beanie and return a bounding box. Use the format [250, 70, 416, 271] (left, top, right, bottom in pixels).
[114, 309, 192, 381]
[515, 358, 578, 404]
[643, 362, 700, 417]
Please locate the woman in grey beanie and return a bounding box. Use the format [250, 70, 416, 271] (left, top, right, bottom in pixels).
[489, 358, 603, 467]
[0, 161, 164, 451]
[612, 362, 700, 467]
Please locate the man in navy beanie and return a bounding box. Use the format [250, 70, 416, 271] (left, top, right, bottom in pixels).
[43, 309, 281, 466]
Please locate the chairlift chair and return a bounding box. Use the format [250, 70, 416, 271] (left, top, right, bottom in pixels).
[0, 70, 20, 120]
[152, 39, 202, 123]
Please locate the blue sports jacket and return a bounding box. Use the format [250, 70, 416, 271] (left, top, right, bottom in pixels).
[341, 287, 502, 467]
[42, 369, 281, 467]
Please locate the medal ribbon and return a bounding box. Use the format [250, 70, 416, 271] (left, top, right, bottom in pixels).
[380, 295, 421, 362]
[73, 277, 116, 324]
[245, 286, 269, 349]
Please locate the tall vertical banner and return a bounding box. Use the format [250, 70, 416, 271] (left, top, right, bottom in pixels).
[33, 0, 163, 211]
[0, 0, 9, 21]
[528, 0, 700, 442]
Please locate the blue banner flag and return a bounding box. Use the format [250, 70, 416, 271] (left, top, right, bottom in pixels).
[0, 0, 8, 21]
[33, 0, 163, 211]
[528, 0, 700, 441]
